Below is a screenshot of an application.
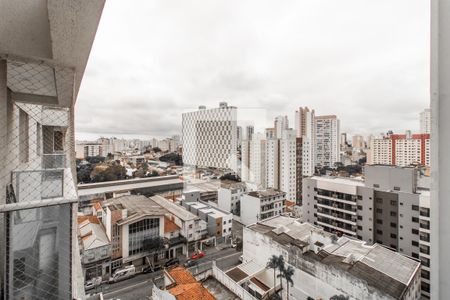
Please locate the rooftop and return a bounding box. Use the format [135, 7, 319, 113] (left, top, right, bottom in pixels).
[165, 217, 181, 233]
[220, 180, 247, 190]
[151, 195, 199, 221]
[246, 188, 286, 198]
[249, 216, 420, 299]
[78, 216, 109, 250]
[310, 175, 365, 186]
[104, 195, 167, 225]
[166, 267, 216, 300]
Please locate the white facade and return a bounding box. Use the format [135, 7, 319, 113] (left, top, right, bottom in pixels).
[274, 115, 289, 138]
[315, 115, 340, 168]
[368, 134, 430, 167]
[243, 217, 421, 300]
[248, 134, 267, 187]
[420, 108, 431, 134]
[279, 129, 297, 202]
[295, 107, 315, 176]
[182, 102, 237, 171]
[265, 138, 279, 189]
[240, 190, 285, 225]
[217, 181, 248, 216]
[352, 134, 365, 149]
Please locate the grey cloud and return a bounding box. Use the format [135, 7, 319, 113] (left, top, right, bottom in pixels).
[76, 0, 430, 140]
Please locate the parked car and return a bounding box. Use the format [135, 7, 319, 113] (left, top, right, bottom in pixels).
[84, 276, 102, 291]
[191, 251, 205, 260]
[164, 258, 180, 268]
[109, 265, 136, 283]
[184, 259, 198, 268]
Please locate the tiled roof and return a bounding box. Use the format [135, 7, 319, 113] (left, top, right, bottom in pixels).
[167, 267, 215, 300]
[165, 217, 181, 233]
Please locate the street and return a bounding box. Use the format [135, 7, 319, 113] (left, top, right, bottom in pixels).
[96, 247, 240, 300]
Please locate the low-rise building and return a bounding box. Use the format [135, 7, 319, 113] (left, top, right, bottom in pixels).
[152, 267, 216, 300]
[217, 181, 249, 216]
[240, 189, 286, 225]
[100, 195, 171, 272]
[151, 195, 208, 249]
[182, 201, 233, 242]
[78, 216, 111, 281]
[241, 216, 421, 300]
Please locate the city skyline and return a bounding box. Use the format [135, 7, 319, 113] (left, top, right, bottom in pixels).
[75, 0, 429, 140]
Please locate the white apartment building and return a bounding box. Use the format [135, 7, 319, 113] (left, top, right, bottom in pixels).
[279, 129, 297, 202]
[0, 2, 104, 299]
[302, 165, 430, 299]
[295, 107, 316, 176]
[315, 115, 340, 168]
[420, 108, 431, 134]
[217, 181, 249, 216]
[274, 115, 289, 138]
[248, 134, 267, 187]
[419, 191, 431, 298]
[76, 142, 104, 159]
[240, 189, 286, 225]
[241, 216, 421, 300]
[368, 133, 430, 167]
[265, 138, 279, 189]
[182, 102, 238, 171]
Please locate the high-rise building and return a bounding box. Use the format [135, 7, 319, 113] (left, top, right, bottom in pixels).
[302, 165, 430, 299]
[0, 2, 104, 299]
[295, 107, 315, 176]
[279, 129, 297, 202]
[265, 138, 279, 189]
[248, 134, 267, 187]
[246, 125, 254, 141]
[236, 126, 243, 148]
[315, 115, 340, 168]
[352, 134, 365, 149]
[368, 133, 430, 167]
[340, 132, 348, 150]
[182, 102, 237, 171]
[420, 108, 431, 134]
[274, 115, 289, 138]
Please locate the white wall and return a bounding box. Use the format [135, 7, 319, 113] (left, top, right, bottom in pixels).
[240, 195, 261, 225]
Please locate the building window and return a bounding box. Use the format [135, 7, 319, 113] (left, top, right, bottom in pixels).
[390, 233, 397, 239]
[390, 211, 397, 217]
[390, 200, 397, 206]
[376, 208, 383, 214]
[357, 216, 362, 220]
[390, 222, 397, 228]
[412, 205, 419, 211]
[128, 218, 160, 256]
[373, 184, 380, 188]
[376, 219, 383, 225]
[412, 241, 419, 247]
[412, 217, 419, 223]
[393, 186, 400, 191]
[412, 229, 419, 235]
[376, 229, 383, 235]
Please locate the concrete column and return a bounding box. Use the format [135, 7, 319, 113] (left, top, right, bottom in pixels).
[0, 59, 7, 298]
[430, 0, 450, 298]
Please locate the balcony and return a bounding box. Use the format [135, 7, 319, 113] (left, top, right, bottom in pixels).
[42, 153, 66, 169]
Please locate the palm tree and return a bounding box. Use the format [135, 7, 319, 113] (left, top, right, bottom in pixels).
[266, 255, 279, 293]
[283, 266, 295, 300]
[277, 255, 285, 297]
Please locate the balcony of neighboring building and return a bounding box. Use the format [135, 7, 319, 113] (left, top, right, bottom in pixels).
[317, 216, 357, 236]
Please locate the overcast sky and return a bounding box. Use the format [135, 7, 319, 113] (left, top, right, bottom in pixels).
[76, 0, 430, 140]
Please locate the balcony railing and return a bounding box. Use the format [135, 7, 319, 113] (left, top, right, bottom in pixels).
[42, 153, 66, 169]
[12, 169, 64, 202]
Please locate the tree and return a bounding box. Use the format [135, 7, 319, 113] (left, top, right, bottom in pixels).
[277, 255, 285, 298]
[282, 266, 295, 300]
[267, 255, 279, 294]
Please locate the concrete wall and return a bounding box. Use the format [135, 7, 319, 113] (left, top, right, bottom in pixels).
[240, 194, 261, 226]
